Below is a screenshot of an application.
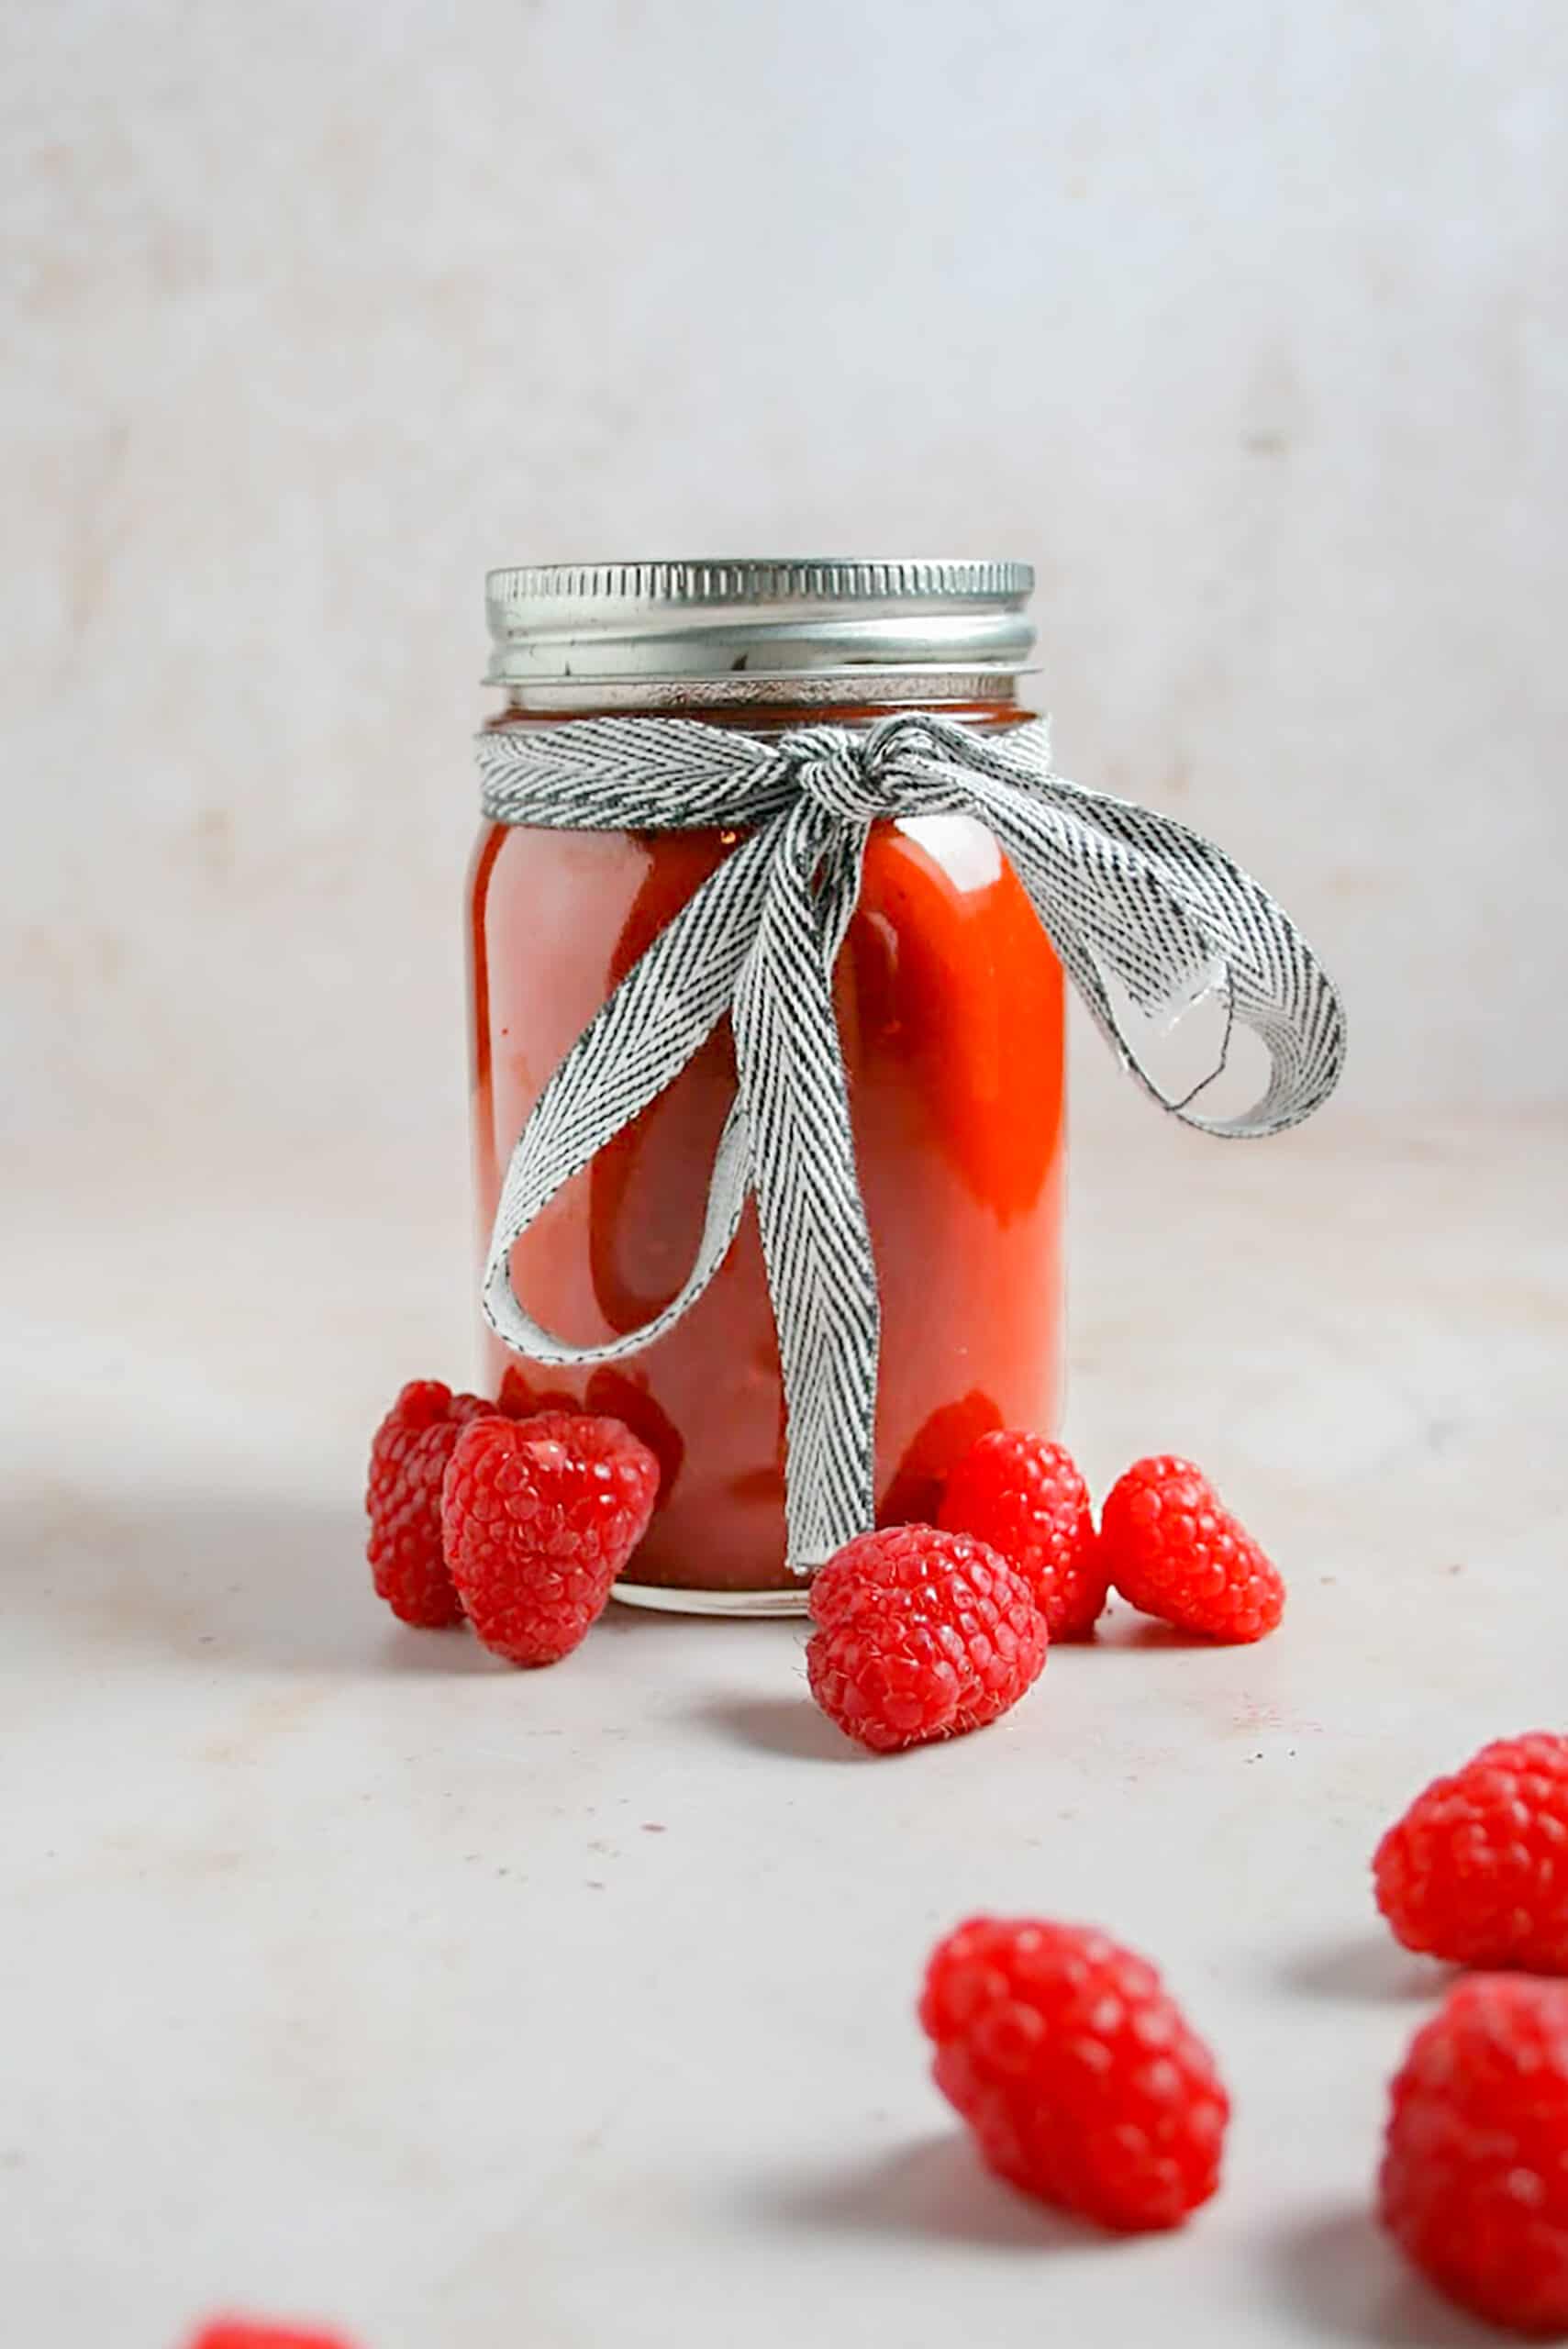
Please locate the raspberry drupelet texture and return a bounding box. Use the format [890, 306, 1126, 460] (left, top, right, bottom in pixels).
[1098, 1455, 1284, 1642]
[441, 1411, 660, 1665]
[1374, 1733, 1568, 1974]
[365, 1379, 496, 1627]
[806, 1526, 1047, 1753]
[939, 1431, 1108, 1640]
[920, 1918, 1229, 2232]
[1380, 1974, 1568, 2334]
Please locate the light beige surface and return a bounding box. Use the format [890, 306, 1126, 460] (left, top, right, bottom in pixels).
[5, 1118, 1565, 2345]
[6, 0, 1568, 1214]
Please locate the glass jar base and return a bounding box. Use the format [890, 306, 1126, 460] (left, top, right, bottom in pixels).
[610, 1579, 811, 1619]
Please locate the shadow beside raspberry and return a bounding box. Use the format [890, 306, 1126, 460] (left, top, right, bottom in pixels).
[1279, 1935, 1451, 2006]
[1272, 2206, 1496, 2347]
[689, 1690, 869, 1765]
[747, 2132, 1106, 2253]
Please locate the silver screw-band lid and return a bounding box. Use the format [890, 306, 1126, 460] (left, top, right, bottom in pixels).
[484, 558, 1036, 699]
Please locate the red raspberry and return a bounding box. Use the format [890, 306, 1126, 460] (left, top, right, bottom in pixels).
[806, 1525, 1046, 1753]
[1374, 1733, 1568, 1974]
[185, 2324, 358, 2349]
[938, 1431, 1108, 1640]
[441, 1411, 660, 1665]
[919, 1918, 1229, 2232]
[365, 1378, 495, 1626]
[1097, 1455, 1283, 1642]
[1380, 1974, 1568, 2333]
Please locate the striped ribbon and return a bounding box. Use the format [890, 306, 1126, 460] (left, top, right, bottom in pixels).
[475, 712, 1345, 1569]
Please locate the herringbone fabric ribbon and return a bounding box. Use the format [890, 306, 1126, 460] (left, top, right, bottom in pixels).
[475, 713, 1345, 1567]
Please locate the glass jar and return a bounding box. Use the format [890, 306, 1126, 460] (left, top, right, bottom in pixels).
[468, 561, 1065, 1613]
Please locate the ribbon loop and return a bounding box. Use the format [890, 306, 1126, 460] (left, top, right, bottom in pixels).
[476, 713, 1345, 1568]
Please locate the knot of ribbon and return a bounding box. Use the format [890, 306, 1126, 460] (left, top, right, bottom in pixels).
[474, 711, 1346, 1569]
[781, 715, 957, 824]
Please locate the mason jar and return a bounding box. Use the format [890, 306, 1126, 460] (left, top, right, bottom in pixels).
[469, 560, 1064, 1612]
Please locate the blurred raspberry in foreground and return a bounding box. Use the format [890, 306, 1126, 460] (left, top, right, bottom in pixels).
[185, 2321, 361, 2349]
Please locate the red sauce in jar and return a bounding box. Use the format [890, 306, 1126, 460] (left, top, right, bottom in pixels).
[469, 696, 1065, 1599]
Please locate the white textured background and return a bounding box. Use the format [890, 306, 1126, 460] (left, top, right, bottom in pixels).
[6, 0, 1568, 1208]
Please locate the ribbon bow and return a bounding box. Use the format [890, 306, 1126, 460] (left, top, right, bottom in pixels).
[475, 712, 1345, 1566]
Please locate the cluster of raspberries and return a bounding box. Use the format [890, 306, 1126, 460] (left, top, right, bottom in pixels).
[365, 1380, 661, 1666]
[365, 1383, 1568, 2333]
[920, 1731, 1568, 2333]
[368, 1384, 1281, 1721]
[809, 1439, 1283, 1754]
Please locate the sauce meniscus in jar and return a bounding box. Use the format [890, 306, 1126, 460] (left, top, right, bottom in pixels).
[468, 561, 1064, 1612]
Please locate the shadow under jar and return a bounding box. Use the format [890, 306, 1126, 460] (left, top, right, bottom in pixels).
[468, 560, 1065, 1613]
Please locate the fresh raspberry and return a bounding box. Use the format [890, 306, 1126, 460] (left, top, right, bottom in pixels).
[1097, 1455, 1283, 1642]
[938, 1431, 1108, 1640]
[441, 1411, 660, 1665]
[1373, 1733, 1568, 1974]
[184, 2324, 359, 2349]
[919, 1918, 1229, 2232]
[806, 1525, 1046, 1753]
[365, 1378, 496, 1626]
[1380, 1974, 1568, 2333]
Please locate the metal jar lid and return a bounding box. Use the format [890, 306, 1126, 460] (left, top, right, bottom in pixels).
[484, 558, 1037, 707]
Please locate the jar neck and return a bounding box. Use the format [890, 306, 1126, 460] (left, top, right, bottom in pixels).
[493, 668, 1029, 719]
